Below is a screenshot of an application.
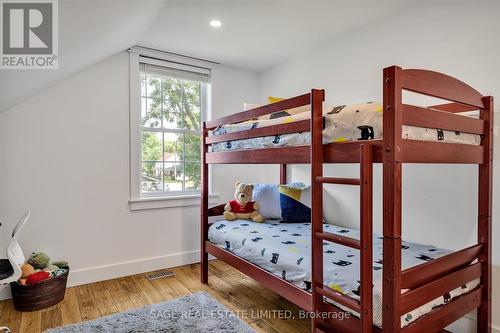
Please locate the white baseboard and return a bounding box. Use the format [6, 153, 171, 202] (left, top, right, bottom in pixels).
[0, 250, 201, 301]
[68, 250, 201, 287]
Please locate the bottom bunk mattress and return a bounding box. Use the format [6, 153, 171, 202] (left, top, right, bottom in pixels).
[208, 220, 479, 328]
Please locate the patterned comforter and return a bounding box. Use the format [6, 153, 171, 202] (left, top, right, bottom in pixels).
[208, 219, 479, 327]
[210, 103, 480, 152]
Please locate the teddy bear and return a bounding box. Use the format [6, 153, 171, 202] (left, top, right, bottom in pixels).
[224, 182, 264, 223]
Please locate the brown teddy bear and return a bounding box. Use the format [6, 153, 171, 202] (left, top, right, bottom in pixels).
[224, 182, 264, 223]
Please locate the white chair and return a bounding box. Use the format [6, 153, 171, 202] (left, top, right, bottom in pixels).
[0, 211, 30, 333]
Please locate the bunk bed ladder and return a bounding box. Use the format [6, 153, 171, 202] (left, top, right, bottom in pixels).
[310, 89, 374, 333]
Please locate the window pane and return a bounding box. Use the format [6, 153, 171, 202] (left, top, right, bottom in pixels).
[182, 103, 201, 130]
[180, 133, 201, 161]
[163, 132, 181, 162]
[164, 162, 184, 192]
[141, 98, 162, 128]
[141, 162, 163, 193]
[163, 101, 182, 129]
[141, 131, 163, 162]
[185, 162, 201, 190]
[140, 72, 147, 96]
[162, 77, 183, 104]
[145, 75, 162, 98]
[183, 80, 201, 105]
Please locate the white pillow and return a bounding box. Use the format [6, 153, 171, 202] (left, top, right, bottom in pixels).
[243, 103, 261, 111]
[252, 182, 304, 219]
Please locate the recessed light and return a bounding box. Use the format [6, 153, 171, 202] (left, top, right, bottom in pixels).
[209, 19, 222, 28]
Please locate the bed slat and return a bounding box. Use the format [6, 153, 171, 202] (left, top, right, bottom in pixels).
[429, 103, 479, 114]
[400, 262, 482, 314]
[208, 203, 225, 217]
[206, 146, 310, 164]
[315, 177, 361, 185]
[321, 302, 382, 333]
[402, 104, 485, 135]
[206, 93, 311, 129]
[401, 69, 485, 109]
[206, 119, 309, 144]
[401, 140, 484, 164]
[401, 287, 482, 333]
[401, 243, 483, 290]
[315, 285, 361, 313]
[315, 231, 361, 250]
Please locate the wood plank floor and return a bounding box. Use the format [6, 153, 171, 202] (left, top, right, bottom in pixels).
[0, 261, 311, 333]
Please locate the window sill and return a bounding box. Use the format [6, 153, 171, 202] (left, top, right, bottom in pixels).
[129, 193, 220, 211]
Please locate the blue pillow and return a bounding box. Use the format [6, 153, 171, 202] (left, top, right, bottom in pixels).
[252, 182, 304, 219]
[278, 185, 311, 223]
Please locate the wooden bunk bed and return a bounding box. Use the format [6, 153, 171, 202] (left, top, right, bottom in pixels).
[200, 66, 493, 333]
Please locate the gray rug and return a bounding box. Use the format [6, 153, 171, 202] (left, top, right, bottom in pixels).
[45, 292, 256, 333]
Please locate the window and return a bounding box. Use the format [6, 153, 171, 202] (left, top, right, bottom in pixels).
[129, 48, 210, 203]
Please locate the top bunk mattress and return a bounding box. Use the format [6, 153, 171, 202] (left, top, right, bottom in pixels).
[208, 219, 479, 328]
[210, 103, 481, 152]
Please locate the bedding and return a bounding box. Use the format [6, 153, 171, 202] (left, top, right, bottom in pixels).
[278, 185, 311, 223]
[210, 103, 481, 152]
[252, 182, 305, 220]
[208, 220, 479, 328]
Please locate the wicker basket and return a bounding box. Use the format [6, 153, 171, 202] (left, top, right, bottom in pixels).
[10, 268, 69, 312]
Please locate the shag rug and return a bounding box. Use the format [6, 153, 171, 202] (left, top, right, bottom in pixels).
[45, 292, 256, 333]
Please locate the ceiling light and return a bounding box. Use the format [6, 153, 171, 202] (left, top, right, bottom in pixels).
[209, 19, 222, 28]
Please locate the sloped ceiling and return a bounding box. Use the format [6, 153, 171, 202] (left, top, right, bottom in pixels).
[0, 0, 167, 112]
[139, 0, 423, 72]
[0, 0, 424, 112]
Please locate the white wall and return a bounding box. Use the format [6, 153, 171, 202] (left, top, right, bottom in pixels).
[0, 51, 269, 298]
[210, 66, 279, 201]
[259, 2, 500, 332]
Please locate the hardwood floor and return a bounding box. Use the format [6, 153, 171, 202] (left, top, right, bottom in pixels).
[0, 261, 311, 333]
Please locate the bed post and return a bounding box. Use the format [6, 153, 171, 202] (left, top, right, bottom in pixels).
[201, 121, 209, 284]
[382, 66, 403, 333]
[310, 89, 325, 332]
[280, 164, 287, 184]
[360, 143, 374, 333]
[477, 96, 493, 333]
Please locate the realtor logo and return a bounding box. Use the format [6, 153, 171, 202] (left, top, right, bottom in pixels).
[1, 0, 58, 69]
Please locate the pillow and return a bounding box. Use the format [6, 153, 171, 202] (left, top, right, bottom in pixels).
[252, 182, 304, 219]
[278, 185, 311, 223]
[243, 103, 261, 111]
[268, 96, 285, 104]
[256, 96, 310, 120]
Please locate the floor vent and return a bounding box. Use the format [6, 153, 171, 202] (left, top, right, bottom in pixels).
[146, 270, 175, 281]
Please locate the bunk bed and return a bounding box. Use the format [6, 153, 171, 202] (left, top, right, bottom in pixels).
[200, 65, 493, 333]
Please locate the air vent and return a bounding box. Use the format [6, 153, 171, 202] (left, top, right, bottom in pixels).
[146, 270, 175, 281]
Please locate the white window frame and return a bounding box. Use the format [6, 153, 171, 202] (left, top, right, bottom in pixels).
[128, 46, 218, 210]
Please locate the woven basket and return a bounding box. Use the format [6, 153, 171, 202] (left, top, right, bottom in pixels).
[10, 268, 69, 312]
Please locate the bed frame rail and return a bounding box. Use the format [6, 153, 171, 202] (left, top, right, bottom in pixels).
[205, 93, 310, 129]
[206, 119, 310, 144]
[402, 104, 485, 135]
[401, 243, 483, 290]
[400, 261, 482, 315]
[402, 287, 482, 333]
[429, 102, 481, 113]
[401, 69, 486, 109]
